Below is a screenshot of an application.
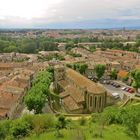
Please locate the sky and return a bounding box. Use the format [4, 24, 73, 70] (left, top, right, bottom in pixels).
[0, 0, 140, 29]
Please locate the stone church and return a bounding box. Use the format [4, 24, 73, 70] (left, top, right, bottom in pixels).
[54, 65, 108, 114]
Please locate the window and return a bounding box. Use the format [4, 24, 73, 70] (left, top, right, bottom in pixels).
[88, 94, 90, 106]
[95, 96, 97, 108]
[90, 96, 92, 107]
[99, 96, 102, 108]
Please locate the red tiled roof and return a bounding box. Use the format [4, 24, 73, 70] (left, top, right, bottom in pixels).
[0, 92, 19, 109]
[0, 108, 9, 118]
[118, 70, 129, 78]
[7, 80, 28, 89]
[0, 63, 13, 68]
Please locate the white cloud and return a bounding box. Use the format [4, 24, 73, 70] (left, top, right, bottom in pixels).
[53, 0, 140, 20]
[0, 0, 140, 27]
[0, 0, 62, 19]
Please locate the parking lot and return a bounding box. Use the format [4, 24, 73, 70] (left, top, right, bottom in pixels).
[87, 76, 136, 100]
[101, 80, 135, 100]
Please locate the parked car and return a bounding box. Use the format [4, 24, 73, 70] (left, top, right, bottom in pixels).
[112, 83, 116, 86]
[118, 84, 121, 88]
[124, 87, 129, 91]
[121, 87, 126, 90]
[128, 88, 135, 93]
[124, 88, 128, 91]
[112, 83, 115, 86]
[114, 84, 121, 88]
[91, 77, 98, 82]
[126, 88, 131, 92]
[112, 92, 120, 99]
[88, 76, 92, 79]
[110, 81, 114, 85]
[106, 81, 110, 84]
[103, 80, 107, 84]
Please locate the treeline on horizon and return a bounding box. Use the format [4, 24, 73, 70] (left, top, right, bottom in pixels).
[0, 35, 140, 54]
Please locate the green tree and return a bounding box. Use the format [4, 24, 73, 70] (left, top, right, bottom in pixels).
[35, 83, 50, 96]
[56, 115, 67, 129]
[3, 45, 17, 52]
[101, 106, 121, 125]
[131, 69, 140, 93]
[24, 88, 46, 114]
[0, 40, 10, 52]
[20, 39, 37, 54]
[73, 63, 88, 74]
[33, 71, 52, 86]
[121, 105, 140, 138]
[89, 46, 96, 52]
[94, 64, 106, 80]
[24, 70, 53, 114]
[110, 69, 118, 80]
[79, 63, 88, 74]
[65, 42, 75, 51]
[66, 64, 73, 68]
[10, 119, 30, 139]
[55, 115, 67, 137]
[122, 76, 129, 82]
[40, 41, 58, 51]
[0, 120, 11, 139]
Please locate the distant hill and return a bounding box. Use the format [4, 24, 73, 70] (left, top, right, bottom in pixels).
[35, 19, 140, 30]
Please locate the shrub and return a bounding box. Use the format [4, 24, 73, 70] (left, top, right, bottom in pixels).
[10, 119, 30, 139]
[121, 105, 140, 138]
[0, 120, 11, 139]
[101, 106, 120, 125]
[79, 117, 87, 126]
[90, 113, 100, 123]
[30, 114, 56, 135]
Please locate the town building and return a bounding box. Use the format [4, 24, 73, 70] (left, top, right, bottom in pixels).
[0, 68, 34, 120]
[54, 66, 109, 113]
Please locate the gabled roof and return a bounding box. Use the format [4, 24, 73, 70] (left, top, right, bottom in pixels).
[66, 68, 106, 94]
[66, 85, 85, 103]
[63, 96, 83, 111]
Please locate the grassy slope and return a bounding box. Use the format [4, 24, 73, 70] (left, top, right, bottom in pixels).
[24, 124, 137, 140]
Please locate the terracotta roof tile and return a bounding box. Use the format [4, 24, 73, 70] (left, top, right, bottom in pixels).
[58, 80, 68, 89]
[0, 92, 19, 109]
[118, 70, 129, 78]
[66, 68, 106, 94]
[65, 85, 85, 103]
[0, 108, 9, 117]
[63, 96, 83, 111]
[60, 91, 69, 98]
[7, 80, 28, 89]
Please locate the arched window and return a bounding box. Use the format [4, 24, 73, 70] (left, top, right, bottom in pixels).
[99, 96, 102, 108]
[95, 96, 97, 108]
[88, 94, 90, 106]
[90, 96, 92, 107]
